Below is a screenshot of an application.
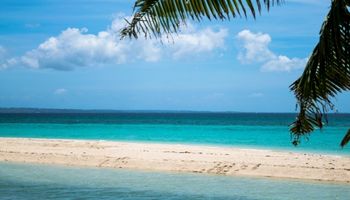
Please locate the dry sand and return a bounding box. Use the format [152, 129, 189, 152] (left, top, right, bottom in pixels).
[0, 137, 349, 183]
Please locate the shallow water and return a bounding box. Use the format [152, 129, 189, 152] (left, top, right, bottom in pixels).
[0, 113, 349, 154]
[0, 162, 349, 200]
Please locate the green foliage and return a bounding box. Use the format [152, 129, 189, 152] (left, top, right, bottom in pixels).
[289, 0, 350, 147]
[120, 0, 283, 39]
[341, 129, 350, 147]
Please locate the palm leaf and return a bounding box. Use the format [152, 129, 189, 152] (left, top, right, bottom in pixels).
[341, 129, 350, 147]
[290, 0, 350, 146]
[120, 0, 283, 39]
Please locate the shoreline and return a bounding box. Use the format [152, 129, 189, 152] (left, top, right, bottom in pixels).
[0, 137, 349, 183]
[1, 136, 348, 157]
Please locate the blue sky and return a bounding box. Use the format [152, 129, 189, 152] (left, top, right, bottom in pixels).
[0, 0, 349, 112]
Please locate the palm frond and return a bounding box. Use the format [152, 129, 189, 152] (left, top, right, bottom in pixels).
[290, 0, 350, 146]
[120, 0, 283, 39]
[341, 129, 350, 147]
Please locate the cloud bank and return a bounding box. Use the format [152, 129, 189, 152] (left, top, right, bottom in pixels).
[236, 30, 308, 72]
[1, 17, 228, 71]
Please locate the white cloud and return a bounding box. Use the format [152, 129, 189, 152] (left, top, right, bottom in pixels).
[54, 88, 67, 95]
[236, 29, 307, 72]
[4, 16, 228, 71]
[169, 28, 228, 59]
[19, 27, 133, 70]
[237, 30, 275, 63]
[261, 56, 308, 72]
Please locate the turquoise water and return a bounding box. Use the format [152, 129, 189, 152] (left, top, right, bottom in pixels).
[1, 162, 349, 200]
[1, 114, 350, 199]
[0, 113, 350, 154]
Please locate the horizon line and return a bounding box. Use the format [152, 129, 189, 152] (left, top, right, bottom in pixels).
[0, 107, 349, 114]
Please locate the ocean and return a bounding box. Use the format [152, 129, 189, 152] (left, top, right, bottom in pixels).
[1, 112, 350, 199]
[0, 112, 349, 154]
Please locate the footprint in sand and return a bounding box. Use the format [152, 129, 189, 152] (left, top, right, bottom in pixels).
[252, 164, 261, 170]
[98, 159, 110, 167]
[240, 164, 248, 170]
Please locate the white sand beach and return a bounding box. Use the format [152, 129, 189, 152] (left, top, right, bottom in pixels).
[0, 137, 349, 183]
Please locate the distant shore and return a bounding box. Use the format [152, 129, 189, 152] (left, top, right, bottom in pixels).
[0, 137, 349, 183]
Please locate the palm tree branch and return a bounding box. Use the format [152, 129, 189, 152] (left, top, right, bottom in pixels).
[289, 0, 350, 146]
[120, 0, 283, 39]
[341, 129, 350, 147]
